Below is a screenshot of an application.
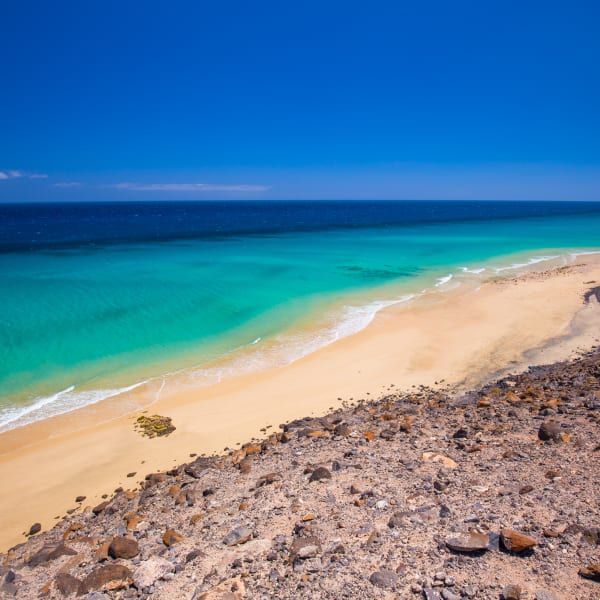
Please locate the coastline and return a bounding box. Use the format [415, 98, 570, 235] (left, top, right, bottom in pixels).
[0, 256, 600, 551]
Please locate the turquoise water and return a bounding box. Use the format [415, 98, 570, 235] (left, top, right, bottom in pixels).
[1, 201, 599, 431]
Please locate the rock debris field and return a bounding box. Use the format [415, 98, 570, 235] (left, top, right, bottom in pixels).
[1, 349, 600, 599]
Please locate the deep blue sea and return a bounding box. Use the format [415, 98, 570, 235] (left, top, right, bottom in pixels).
[1, 200, 600, 431]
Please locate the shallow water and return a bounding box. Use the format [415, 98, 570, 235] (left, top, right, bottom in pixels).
[1, 200, 599, 431]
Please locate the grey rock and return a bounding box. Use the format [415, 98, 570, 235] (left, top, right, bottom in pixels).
[369, 569, 399, 589]
[445, 531, 489, 552]
[223, 527, 252, 546]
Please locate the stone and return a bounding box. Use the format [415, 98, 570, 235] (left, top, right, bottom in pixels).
[79, 564, 133, 593]
[388, 512, 406, 528]
[423, 589, 442, 600]
[75, 495, 86, 503]
[108, 536, 139, 559]
[55, 573, 81, 596]
[309, 467, 332, 482]
[445, 531, 489, 552]
[334, 423, 351, 436]
[238, 457, 253, 474]
[538, 420, 562, 442]
[422, 451, 458, 469]
[290, 536, 322, 560]
[184, 457, 213, 478]
[579, 563, 600, 581]
[28, 543, 77, 567]
[502, 584, 522, 599]
[28, 522, 41, 536]
[501, 528, 537, 553]
[223, 527, 252, 546]
[92, 501, 109, 515]
[256, 472, 281, 487]
[163, 529, 185, 546]
[369, 569, 398, 589]
[133, 556, 174, 589]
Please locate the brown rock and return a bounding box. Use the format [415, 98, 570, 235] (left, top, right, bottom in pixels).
[126, 516, 144, 531]
[163, 529, 185, 546]
[108, 536, 139, 559]
[95, 541, 111, 562]
[79, 563, 133, 593]
[244, 444, 262, 456]
[309, 466, 331, 482]
[167, 485, 182, 497]
[238, 457, 253, 474]
[363, 430, 376, 441]
[501, 528, 537, 553]
[579, 563, 600, 581]
[538, 420, 562, 442]
[92, 501, 109, 515]
[75, 495, 86, 503]
[55, 572, 81, 596]
[190, 514, 204, 525]
[290, 535, 322, 560]
[306, 430, 328, 438]
[502, 584, 522, 599]
[445, 531, 489, 552]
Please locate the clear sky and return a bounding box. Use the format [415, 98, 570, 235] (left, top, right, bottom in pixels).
[1, 1, 599, 201]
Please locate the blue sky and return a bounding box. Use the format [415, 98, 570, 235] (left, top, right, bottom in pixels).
[1, 1, 599, 201]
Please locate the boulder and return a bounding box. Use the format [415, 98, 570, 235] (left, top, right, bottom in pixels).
[79, 564, 133, 593]
[108, 536, 139, 559]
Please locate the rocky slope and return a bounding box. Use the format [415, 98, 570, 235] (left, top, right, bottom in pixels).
[1, 348, 600, 599]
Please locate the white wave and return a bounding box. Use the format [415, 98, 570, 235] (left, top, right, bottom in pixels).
[435, 274, 453, 287]
[183, 294, 417, 388]
[460, 266, 486, 274]
[494, 255, 560, 273]
[0, 380, 150, 433]
[250, 337, 262, 345]
[569, 250, 600, 258]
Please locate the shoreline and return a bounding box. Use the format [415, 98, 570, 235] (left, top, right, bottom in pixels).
[0, 256, 600, 551]
[2, 247, 597, 434]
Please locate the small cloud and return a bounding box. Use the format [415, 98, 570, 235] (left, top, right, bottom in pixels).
[108, 182, 271, 192]
[53, 181, 82, 188]
[0, 169, 48, 180]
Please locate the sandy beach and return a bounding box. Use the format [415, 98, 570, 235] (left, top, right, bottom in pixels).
[1, 257, 599, 552]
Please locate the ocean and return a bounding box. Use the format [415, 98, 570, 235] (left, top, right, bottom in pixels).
[1, 200, 600, 432]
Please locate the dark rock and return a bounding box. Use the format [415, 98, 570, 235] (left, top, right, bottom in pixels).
[538, 420, 562, 442]
[579, 563, 600, 581]
[28, 522, 41, 536]
[92, 501, 109, 515]
[28, 543, 77, 567]
[55, 572, 81, 595]
[108, 536, 139, 559]
[75, 495, 86, 503]
[184, 457, 213, 478]
[186, 549, 206, 563]
[334, 423, 351, 436]
[452, 428, 468, 438]
[309, 466, 332, 482]
[369, 569, 398, 589]
[79, 564, 133, 593]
